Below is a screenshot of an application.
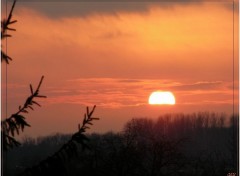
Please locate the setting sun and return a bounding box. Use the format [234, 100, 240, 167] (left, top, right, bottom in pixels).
[148, 91, 176, 105]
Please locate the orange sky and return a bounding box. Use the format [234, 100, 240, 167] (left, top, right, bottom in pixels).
[1, 1, 239, 137]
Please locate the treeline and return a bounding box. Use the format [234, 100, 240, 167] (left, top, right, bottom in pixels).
[3, 112, 238, 176]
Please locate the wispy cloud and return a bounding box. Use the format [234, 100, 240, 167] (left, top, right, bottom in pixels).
[170, 81, 223, 91]
[40, 78, 234, 108]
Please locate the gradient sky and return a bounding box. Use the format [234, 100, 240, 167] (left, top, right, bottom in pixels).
[1, 0, 239, 138]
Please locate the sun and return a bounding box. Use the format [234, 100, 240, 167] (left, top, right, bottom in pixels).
[148, 91, 176, 105]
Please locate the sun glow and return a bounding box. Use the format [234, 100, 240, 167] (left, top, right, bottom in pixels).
[148, 91, 176, 105]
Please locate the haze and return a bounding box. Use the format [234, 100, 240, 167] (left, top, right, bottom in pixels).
[1, 1, 238, 138]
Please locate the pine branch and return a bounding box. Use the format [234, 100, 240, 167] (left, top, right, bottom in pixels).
[1, 0, 17, 64]
[18, 106, 99, 176]
[56, 105, 99, 156]
[1, 76, 46, 150]
[72, 105, 99, 149]
[1, 0, 17, 36]
[1, 51, 12, 64]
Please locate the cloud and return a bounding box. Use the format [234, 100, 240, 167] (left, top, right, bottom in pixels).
[15, 1, 152, 18]
[95, 30, 132, 40]
[13, 0, 235, 19]
[117, 79, 143, 83]
[42, 78, 168, 107]
[6, 1, 236, 111]
[9, 4, 234, 84]
[39, 78, 233, 108]
[171, 81, 224, 91]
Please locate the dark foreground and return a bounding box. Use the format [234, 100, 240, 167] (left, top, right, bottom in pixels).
[3, 112, 238, 176]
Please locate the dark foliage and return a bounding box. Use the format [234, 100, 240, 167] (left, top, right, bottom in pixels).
[17, 106, 99, 176]
[4, 112, 238, 176]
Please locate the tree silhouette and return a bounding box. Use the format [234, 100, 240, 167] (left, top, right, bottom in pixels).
[2, 1, 238, 176]
[1, 76, 46, 150]
[1, 0, 47, 151]
[2, 1, 100, 175]
[1, 0, 16, 64]
[18, 106, 99, 176]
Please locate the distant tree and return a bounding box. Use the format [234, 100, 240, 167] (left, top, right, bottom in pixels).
[227, 114, 238, 173]
[3, 113, 238, 176]
[123, 118, 185, 176]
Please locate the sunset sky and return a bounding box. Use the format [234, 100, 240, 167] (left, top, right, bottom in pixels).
[1, 0, 239, 138]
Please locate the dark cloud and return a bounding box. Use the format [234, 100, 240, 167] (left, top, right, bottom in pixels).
[15, 1, 152, 18]
[6, 0, 236, 19]
[12, 0, 210, 18]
